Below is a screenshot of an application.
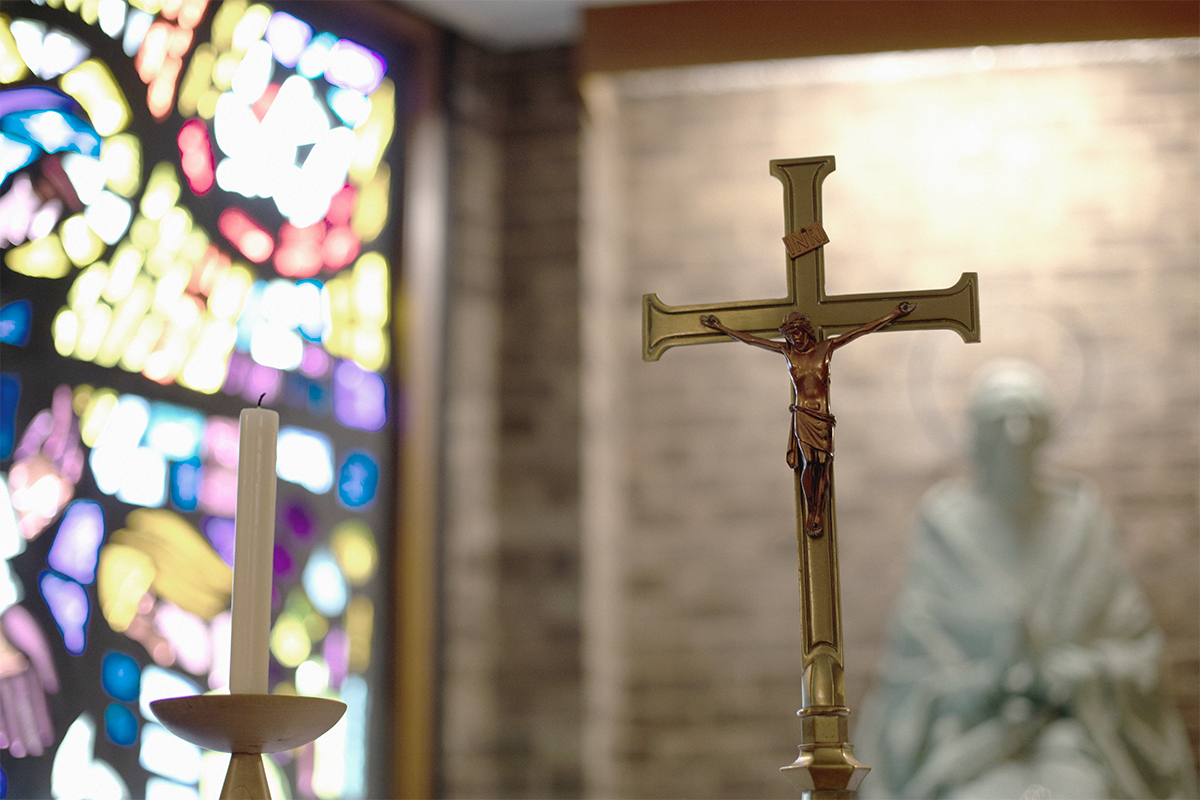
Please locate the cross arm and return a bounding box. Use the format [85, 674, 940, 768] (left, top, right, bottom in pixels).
[642, 293, 796, 361]
[816, 272, 980, 341]
[643, 271, 979, 361]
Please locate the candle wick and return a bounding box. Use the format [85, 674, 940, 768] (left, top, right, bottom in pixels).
[257, 393, 266, 408]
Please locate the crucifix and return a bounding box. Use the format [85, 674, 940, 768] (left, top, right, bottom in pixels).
[642, 156, 980, 796]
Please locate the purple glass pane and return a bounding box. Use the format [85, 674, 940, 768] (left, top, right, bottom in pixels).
[243, 362, 282, 406]
[299, 344, 329, 378]
[265, 12, 312, 69]
[203, 416, 240, 468]
[273, 544, 294, 579]
[201, 516, 236, 568]
[323, 626, 349, 690]
[332, 360, 386, 432]
[324, 40, 386, 95]
[281, 500, 315, 542]
[46, 500, 104, 585]
[38, 571, 89, 655]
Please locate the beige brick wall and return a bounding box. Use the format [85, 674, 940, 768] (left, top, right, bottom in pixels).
[439, 38, 1198, 800]
[582, 41, 1199, 799]
[442, 43, 583, 797]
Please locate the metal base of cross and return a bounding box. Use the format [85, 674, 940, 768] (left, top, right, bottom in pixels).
[780, 706, 870, 797]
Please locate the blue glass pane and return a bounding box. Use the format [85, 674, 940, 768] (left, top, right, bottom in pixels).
[169, 458, 202, 512]
[0, 373, 18, 459]
[146, 403, 206, 461]
[102, 651, 142, 702]
[104, 702, 139, 747]
[337, 451, 378, 509]
[0, 109, 101, 157]
[0, 300, 32, 346]
[0, 132, 39, 183]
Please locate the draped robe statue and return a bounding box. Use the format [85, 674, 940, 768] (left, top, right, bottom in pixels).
[855, 362, 1198, 799]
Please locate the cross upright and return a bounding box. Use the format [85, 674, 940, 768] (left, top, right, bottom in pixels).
[642, 155, 980, 796]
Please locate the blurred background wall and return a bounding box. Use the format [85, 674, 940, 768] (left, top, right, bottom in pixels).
[433, 5, 1197, 798]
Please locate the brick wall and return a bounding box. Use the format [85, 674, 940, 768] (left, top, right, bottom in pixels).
[581, 42, 1200, 799]
[441, 42, 583, 797]
[438, 37, 1198, 800]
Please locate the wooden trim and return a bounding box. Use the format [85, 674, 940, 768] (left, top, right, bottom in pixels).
[580, 0, 1199, 74]
[354, 3, 448, 799]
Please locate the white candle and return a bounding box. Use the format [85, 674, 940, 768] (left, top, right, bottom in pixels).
[229, 406, 279, 694]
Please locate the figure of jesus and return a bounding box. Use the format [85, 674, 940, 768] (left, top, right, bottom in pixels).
[701, 301, 914, 535]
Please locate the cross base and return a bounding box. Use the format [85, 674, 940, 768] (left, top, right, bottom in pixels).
[780, 706, 869, 796]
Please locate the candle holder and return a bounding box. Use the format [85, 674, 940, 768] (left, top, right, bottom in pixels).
[151, 693, 346, 799]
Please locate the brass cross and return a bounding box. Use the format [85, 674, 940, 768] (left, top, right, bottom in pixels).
[641, 155, 980, 795]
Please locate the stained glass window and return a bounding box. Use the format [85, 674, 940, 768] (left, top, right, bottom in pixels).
[1, 2, 405, 797]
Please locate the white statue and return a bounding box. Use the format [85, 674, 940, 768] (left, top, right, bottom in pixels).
[856, 361, 1198, 799]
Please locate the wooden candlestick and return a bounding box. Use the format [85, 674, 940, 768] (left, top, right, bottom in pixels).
[151, 693, 346, 799]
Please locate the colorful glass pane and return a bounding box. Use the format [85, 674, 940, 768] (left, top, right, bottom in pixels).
[104, 703, 139, 747]
[3, 2, 402, 795]
[47, 499, 104, 584]
[101, 651, 142, 702]
[39, 570, 90, 655]
[337, 450, 379, 508]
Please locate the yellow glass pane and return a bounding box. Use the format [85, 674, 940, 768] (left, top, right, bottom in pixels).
[330, 521, 377, 586]
[61, 213, 106, 267]
[120, 313, 165, 373]
[145, 207, 192, 277]
[350, 165, 389, 244]
[352, 329, 387, 373]
[152, 263, 188, 316]
[178, 317, 236, 394]
[270, 612, 312, 668]
[100, 133, 142, 197]
[79, 387, 119, 448]
[78, 0, 100, 25]
[232, 4, 272, 52]
[129, 0, 164, 13]
[71, 384, 93, 417]
[346, 594, 373, 672]
[103, 242, 144, 304]
[178, 42, 216, 117]
[210, 0, 248, 53]
[6, 235, 70, 278]
[207, 263, 252, 320]
[75, 301, 113, 362]
[283, 580, 332, 644]
[116, 508, 233, 620]
[0, 18, 31, 84]
[180, 227, 209, 267]
[129, 216, 159, 252]
[349, 79, 394, 184]
[59, 59, 131, 136]
[67, 261, 109, 313]
[97, 276, 154, 368]
[196, 86, 221, 119]
[212, 51, 241, 91]
[52, 308, 80, 357]
[351, 252, 389, 325]
[97, 542, 157, 633]
[141, 162, 182, 221]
